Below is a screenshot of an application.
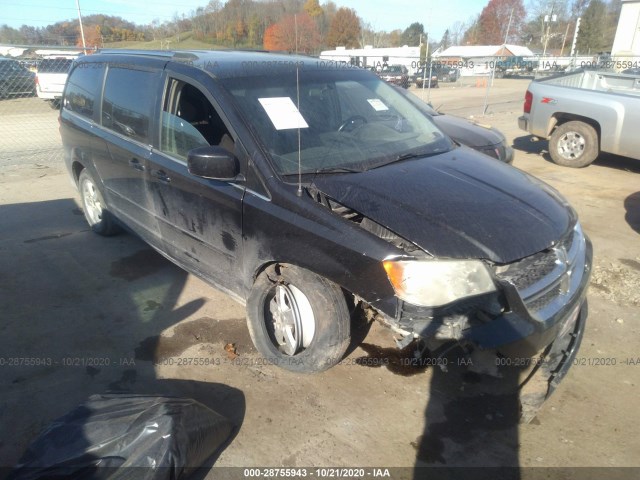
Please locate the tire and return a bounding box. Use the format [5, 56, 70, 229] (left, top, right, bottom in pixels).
[78, 169, 121, 236]
[549, 121, 599, 168]
[246, 264, 351, 373]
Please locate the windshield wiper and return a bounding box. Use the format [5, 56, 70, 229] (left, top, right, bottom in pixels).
[309, 166, 363, 175]
[368, 149, 443, 171]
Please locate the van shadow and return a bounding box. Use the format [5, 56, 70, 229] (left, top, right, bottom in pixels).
[625, 192, 640, 234]
[0, 198, 245, 472]
[412, 346, 522, 479]
[513, 135, 640, 174]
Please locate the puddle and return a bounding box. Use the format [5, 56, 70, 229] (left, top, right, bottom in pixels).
[135, 317, 251, 362]
[110, 249, 168, 281]
[24, 232, 72, 243]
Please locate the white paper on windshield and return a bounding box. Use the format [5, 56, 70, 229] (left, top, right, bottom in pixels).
[258, 97, 309, 130]
[367, 98, 389, 111]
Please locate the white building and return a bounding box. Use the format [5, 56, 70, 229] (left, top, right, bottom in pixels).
[612, 0, 640, 57]
[319, 45, 421, 73]
[433, 45, 535, 76]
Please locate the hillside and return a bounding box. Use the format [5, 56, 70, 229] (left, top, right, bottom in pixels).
[102, 31, 227, 51]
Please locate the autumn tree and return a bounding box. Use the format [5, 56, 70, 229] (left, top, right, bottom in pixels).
[304, 0, 323, 18]
[466, 0, 526, 44]
[326, 7, 361, 48]
[79, 25, 102, 48]
[263, 13, 321, 54]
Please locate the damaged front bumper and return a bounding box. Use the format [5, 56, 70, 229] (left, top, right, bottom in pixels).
[376, 224, 592, 401]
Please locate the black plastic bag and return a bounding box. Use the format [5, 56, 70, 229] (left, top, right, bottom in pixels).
[10, 394, 234, 480]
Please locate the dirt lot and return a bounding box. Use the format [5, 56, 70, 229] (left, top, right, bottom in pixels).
[1, 80, 639, 479]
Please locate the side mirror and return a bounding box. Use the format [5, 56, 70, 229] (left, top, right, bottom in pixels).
[187, 146, 239, 181]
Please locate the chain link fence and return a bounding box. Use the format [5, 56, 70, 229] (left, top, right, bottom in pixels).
[2, 46, 640, 171]
[0, 50, 77, 172]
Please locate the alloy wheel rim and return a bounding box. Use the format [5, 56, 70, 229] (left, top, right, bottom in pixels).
[268, 284, 315, 356]
[82, 180, 102, 225]
[558, 132, 585, 160]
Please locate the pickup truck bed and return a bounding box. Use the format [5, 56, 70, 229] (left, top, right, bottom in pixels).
[519, 70, 640, 167]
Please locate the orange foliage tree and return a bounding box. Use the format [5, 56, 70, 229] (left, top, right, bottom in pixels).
[263, 13, 321, 54]
[475, 0, 525, 44]
[326, 7, 360, 48]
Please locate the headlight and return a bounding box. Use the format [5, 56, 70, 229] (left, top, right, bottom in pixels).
[382, 259, 497, 307]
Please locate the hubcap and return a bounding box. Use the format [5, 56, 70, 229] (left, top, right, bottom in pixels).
[82, 179, 103, 226]
[268, 284, 315, 356]
[557, 132, 585, 160]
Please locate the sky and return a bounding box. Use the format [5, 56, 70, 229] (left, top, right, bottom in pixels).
[1, 0, 484, 41]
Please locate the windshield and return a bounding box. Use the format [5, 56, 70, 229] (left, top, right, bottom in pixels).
[222, 69, 451, 176]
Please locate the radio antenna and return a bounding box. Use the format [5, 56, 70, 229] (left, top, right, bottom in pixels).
[295, 14, 302, 197]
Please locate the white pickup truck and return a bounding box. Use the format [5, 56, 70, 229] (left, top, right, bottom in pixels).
[35, 57, 75, 108]
[518, 70, 640, 167]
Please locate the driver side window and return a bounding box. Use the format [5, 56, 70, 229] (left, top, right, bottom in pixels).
[160, 80, 234, 160]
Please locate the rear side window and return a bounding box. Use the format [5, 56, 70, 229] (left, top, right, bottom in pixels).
[64, 64, 105, 120]
[102, 67, 158, 144]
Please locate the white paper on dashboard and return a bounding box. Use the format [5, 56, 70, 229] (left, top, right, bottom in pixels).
[367, 98, 389, 111]
[258, 97, 309, 130]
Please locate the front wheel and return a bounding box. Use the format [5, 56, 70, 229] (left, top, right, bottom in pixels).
[246, 264, 351, 373]
[78, 169, 121, 236]
[549, 121, 599, 168]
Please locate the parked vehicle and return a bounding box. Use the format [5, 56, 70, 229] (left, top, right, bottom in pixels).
[519, 70, 640, 167]
[396, 87, 513, 163]
[60, 51, 591, 417]
[0, 58, 36, 98]
[414, 66, 438, 88]
[36, 57, 75, 108]
[621, 67, 640, 75]
[379, 64, 409, 88]
[434, 65, 460, 82]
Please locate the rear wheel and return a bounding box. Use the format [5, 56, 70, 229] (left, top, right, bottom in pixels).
[78, 169, 121, 236]
[549, 121, 599, 168]
[246, 264, 351, 373]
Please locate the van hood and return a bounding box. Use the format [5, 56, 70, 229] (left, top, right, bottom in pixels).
[312, 147, 574, 264]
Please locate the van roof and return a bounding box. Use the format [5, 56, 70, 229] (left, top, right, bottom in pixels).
[88, 49, 363, 78]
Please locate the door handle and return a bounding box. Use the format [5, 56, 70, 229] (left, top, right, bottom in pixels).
[151, 169, 171, 183]
[129, 158, 145, 172]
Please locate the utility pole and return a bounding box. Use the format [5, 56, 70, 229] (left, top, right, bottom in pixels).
[76, 0, 87, 54]
[538, 1, 557, 73]
[483, 7, 513, 115]
[570, 17, 581, 57]
[560, 21, 571, 56]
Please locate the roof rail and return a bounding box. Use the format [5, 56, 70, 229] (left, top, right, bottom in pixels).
[94, 49, 200, 62]
[96, 49, 175, 57]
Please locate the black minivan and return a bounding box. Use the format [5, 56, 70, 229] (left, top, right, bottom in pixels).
[60, 50, 591, 409]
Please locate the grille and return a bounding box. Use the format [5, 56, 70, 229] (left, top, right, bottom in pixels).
[495, 249, 557, 291]
[495, 224, 583, 314]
